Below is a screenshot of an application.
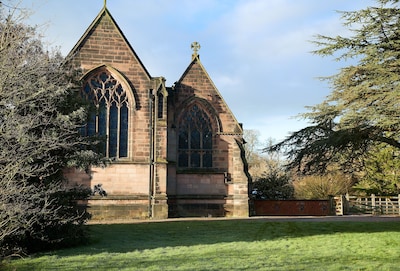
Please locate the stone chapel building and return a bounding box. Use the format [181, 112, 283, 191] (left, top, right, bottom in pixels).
[64, 4, 250, 220]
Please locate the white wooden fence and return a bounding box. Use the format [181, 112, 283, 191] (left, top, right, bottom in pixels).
[334, 194, 400, 215]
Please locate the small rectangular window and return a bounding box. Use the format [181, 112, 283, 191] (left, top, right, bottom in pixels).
[157, 93, 163, 119]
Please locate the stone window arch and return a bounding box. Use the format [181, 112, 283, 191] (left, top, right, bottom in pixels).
[81, 69, 130, 158]
[178, 103, 213, 168]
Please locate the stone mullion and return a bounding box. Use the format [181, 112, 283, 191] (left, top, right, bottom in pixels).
[127, 105, 131, 158]
[188, 123, 192, 167]
[116, 104, 121, 158]
[95, 105, 99, 134]
[106, 101, 110, 157]
[200, 129, 204, 168]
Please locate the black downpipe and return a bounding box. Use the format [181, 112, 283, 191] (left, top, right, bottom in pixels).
[148, 90, 154, 218]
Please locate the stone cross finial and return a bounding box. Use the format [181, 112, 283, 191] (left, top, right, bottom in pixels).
[104, 0, 107, 7]
[191, 41, 200, 60]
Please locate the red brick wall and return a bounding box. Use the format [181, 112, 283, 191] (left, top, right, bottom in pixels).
[253, 200, 331, 216]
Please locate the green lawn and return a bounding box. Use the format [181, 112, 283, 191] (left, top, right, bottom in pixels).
[3, 219, 400, 270]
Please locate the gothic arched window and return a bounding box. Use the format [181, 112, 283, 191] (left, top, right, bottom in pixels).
[178, 104, 212, 168]
[81, 71, 129, 158]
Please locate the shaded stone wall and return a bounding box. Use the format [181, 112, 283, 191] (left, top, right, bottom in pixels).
[167, 58, 249, 217]
[65, 8, 248, 220]
[65, 8, 168, 220]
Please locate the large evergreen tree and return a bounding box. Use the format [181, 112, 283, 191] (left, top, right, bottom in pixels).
[270, 0, 400, 179]
[354, 144, 400, 195]
[0, 3, 101, 257]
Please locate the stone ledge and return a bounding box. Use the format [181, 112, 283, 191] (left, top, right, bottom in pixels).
[90, 195, 149, 200]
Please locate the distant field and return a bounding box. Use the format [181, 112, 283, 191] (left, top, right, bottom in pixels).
[3, 219, 400, 270]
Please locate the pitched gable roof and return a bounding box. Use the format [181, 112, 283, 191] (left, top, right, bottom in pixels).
[66, 6, 151, 79]
[177, 54, 243, 134]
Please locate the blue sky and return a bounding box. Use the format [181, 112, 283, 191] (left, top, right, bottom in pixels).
[16, 0, 376, 144]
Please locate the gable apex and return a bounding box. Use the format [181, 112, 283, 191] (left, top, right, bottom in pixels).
[176, 44, 243, 134]
[66, 5, 151, 79]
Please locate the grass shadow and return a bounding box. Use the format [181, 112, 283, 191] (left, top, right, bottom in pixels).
[51, 219, 400, 256]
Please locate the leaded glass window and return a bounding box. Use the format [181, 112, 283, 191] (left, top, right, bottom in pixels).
[157, 92, 164, 119]
[81, 71, 129, 158]
[178, 104, 212, 168]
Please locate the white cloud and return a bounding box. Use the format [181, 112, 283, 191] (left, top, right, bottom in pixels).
[244, 114, 311, 143]
[214, 75, 241, 88]
[209, 0, 309, 58]
[22, 0, 377, 142]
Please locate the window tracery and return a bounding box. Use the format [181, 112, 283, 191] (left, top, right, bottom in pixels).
[178, 104, 212, 168]
[81, 70, 129, 158]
